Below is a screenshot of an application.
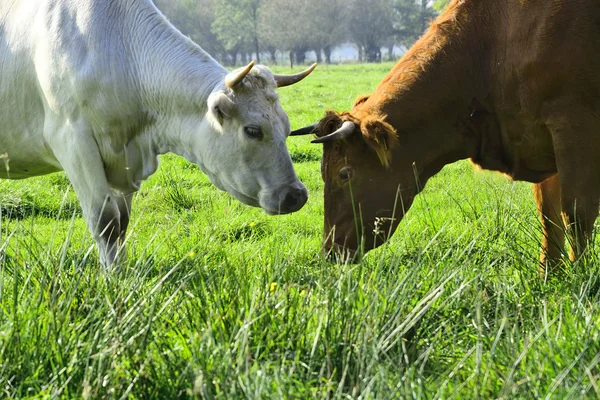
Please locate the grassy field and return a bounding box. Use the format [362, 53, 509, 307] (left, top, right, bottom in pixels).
[1, 63, 600, 399]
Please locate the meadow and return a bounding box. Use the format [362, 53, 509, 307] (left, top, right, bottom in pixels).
[1, 63, 600, 399]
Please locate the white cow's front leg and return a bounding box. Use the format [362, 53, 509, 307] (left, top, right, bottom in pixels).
[93, 195, 121, 265]
[47, 123, 121, 265]
[114, 191, 134, 261]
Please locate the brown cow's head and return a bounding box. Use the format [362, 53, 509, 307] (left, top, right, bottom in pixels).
[309, 106, 421, 261]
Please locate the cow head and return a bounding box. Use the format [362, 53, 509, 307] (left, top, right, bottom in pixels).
[294, 104, 421, 260]
[190, 62, 315, 215]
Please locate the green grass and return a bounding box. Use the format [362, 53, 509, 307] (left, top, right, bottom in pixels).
[2, 63, 600, 398]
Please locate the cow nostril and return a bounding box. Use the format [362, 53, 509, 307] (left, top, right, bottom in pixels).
[282, 187, 307, 212]
[284, 192, 299, 210]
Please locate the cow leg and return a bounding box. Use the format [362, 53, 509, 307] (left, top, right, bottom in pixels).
[93, 196, 121, 266]
[533, 174, 565, 273]
[114, 191, 134, 260]
[547, 111, 600, 264]
[560, 189, 599, 262]
[47, 122, 121, 266]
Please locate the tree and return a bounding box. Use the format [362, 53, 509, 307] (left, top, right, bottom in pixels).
[153, 0, 225, 61]
[212, 0, 263, 65]
[433, 0, 452, 12]
[393, 0, 438, 48]
[310, 0, 348, 64]
[348, 0, 395, 62]
[259, 0, 314, 67]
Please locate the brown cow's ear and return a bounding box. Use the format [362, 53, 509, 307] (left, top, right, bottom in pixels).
[353, 94, 370, 107]
[318, 110, 343, 135]
[318, 111, 361, 135]
[360, 116, 397, 168]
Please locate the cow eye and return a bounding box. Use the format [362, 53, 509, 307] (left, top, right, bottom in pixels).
[244, 125, 263, 140]
[339, 166, 352, 181]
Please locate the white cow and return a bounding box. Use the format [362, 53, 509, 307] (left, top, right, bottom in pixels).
[0, 0, 314, 265]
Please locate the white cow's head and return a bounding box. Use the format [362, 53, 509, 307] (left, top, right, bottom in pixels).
[188, 62, 314, 215]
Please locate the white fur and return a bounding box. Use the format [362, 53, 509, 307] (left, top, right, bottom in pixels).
[0, 0, 306, 265]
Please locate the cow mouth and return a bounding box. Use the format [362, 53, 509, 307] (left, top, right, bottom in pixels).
[321, 228, 360, 263]
[323, 223, 393, 263]
[224, 184, 308, 215]
[203, 171, 262, 208]
[324, 242, 359, 263]
[258, 182, 308, 215]
[226, 187, 261, 208]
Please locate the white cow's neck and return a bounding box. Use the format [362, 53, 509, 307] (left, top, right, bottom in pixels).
[122, 0, 227, 115]
[106, 0, 231, 163]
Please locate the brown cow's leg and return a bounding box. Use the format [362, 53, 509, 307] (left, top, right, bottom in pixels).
[560, 195, 599, 262]
[547, 109, 600, 265]
[533, 174, 565, 273]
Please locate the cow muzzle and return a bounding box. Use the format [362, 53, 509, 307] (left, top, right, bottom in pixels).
[322, 221, 394, 263]
[325, 243, 360, 264]
[259, 181, 308, 215]
[322, 226, 361, 263]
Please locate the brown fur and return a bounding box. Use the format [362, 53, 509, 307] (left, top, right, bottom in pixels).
[316, 0, 600, 274]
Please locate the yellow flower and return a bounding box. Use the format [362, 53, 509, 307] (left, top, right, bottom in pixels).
[269, 282, 278, 293]
[300, 289, 307, 296]
[188, 251, 196, 258]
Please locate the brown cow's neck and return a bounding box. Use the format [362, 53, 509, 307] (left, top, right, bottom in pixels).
[356, 0, 496, 186]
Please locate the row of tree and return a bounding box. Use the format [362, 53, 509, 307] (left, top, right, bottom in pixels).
[153, 0, 452, 66]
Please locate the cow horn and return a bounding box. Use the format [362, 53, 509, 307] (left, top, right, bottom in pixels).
[274, 63, 317, 88]
[225, 61, 255, 88]
[311, 121, 356, 144]
[290, 122, 319, 136]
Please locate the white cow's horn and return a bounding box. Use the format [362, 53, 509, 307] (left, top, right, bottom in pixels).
[290, 122, 319, 136]
[225, 61, 255, 88]
[312, 121, 356, 144]
[274, 63, 317, 88]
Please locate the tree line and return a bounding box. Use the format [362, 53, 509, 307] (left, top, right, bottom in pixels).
[153, 0, 452, 66]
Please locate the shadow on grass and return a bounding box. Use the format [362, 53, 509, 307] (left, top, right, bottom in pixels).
[218, 221, 270, 242]
[290, 148, 322, 163]
[0, 192, 80, 220]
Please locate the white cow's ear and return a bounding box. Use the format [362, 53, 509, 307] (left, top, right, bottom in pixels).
[207, 92, 235, 129]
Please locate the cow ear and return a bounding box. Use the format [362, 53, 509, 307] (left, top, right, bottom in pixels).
[353, 94, 370, 107]
[318, 110, 343, 134]
[359, 116, 397, 168]
[207, 92, 235, 129]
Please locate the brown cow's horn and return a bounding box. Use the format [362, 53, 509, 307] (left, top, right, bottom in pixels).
[274, 63, 317, 88]
[225, 61, 255, 88]
[290, 122, 319, 136]
[311, 121, 356, 144]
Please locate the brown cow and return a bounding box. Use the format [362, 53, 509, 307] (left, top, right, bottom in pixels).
[293, 0, 600, 272]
